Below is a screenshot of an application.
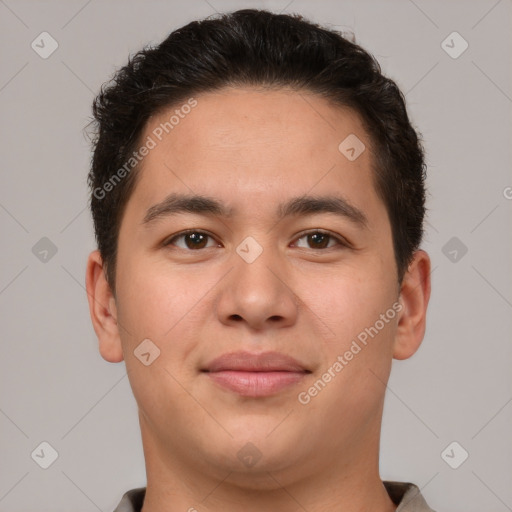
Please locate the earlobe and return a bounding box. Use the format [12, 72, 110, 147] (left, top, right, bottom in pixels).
[85, 250, 124, 363]
[393, 250, 431, 360]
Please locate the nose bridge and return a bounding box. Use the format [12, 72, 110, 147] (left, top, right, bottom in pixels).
[235, 237, 282, 296]
[215, 234, 299, 329]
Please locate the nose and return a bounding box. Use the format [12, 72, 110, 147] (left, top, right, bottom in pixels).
[214, 243, 299, 332]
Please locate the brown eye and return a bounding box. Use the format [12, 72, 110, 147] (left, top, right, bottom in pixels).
[307, 232, 330, 249]
[294, 230, 345, 250]
[165, 231, 217, 250]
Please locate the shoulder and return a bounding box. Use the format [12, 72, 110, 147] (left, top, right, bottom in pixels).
[112, 487, 146, 512]
[383, 481, 437, 512]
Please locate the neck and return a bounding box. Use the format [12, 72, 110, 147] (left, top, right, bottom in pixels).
[139, 414, 397, 512]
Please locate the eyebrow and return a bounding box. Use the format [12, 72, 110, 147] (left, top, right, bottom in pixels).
[142, 193, 368, 227]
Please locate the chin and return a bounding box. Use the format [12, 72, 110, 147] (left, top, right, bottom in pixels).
[204, 430, 306, 478]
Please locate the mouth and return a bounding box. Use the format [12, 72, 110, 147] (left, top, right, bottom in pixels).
[201, 351, 311, 397]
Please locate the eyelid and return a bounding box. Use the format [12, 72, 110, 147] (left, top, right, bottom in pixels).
[163, 229, 221, 248]
[292, 228, 351, 249]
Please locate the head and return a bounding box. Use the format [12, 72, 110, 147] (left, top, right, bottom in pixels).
[86, 9, 430, 496]
[88, 9, 426, 292]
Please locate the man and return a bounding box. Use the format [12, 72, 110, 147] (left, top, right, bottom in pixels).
[85, 9, 433, 512]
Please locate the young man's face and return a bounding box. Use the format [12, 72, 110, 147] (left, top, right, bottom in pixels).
[87, 87, 429, 488]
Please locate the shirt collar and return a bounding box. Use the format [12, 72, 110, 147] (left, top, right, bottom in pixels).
[112, 481, 435, 512]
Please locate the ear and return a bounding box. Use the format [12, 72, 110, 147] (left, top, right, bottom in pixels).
[85, 250, 124, 363]
[393, 250, 431, 360]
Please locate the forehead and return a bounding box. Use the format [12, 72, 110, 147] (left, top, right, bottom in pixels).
[147, 86, 368, 162]
[128, 86, 386, 227]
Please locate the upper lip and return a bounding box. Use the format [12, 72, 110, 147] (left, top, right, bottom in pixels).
[203, 351, 310, 373]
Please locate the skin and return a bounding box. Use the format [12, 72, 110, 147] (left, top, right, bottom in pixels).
[86, 87, 431, 512]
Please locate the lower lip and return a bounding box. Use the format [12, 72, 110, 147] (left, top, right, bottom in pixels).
[205, 370, 307, 397]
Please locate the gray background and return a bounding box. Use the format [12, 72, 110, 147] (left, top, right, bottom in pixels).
[1, 0, 511, 510]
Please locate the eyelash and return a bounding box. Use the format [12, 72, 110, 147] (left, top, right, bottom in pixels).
[163, 229, 350, 251]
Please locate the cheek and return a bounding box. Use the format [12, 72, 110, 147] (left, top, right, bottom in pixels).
[114, 253, 221, 367]
[295, 272, 398, 431]
[298, 265, 396, 343]
[114, 264, 206, 409]
[114, 252, 194, 342]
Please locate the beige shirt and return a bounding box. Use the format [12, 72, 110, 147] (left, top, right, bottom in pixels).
[113, 481, 436, 511]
